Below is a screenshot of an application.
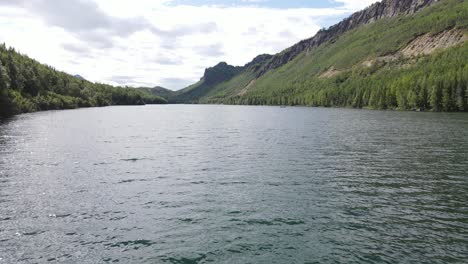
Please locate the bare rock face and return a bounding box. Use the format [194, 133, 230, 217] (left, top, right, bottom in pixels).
[400, 29, 467, 56]
[256, 0, 439, 77]
[358, 29, 466, 69]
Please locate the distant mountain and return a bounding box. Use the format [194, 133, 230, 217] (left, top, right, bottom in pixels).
[170, 62, 245, 103]
[173, 0, 468, 112]
[170, 55, 271, 103]
[74, 74, 85, 80]
[138, 86, 175, 100]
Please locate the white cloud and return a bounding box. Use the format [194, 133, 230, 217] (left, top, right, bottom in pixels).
[0, 0, 379, 90]
[334, 0, 380, 10]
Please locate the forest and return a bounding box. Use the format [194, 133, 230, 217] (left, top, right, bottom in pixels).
[196, 0, 468, 112]
[0, 44, 166, 117]
[215, 43, 468, 112]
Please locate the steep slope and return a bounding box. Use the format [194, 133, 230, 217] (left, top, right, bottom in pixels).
[170, 62, 243, 103]
[0, 45, 167, 117]
[177, 0, 468, 111]
[256, 0, 440, 76]
[171, 55, 272, 103]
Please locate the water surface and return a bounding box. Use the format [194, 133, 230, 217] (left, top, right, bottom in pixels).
[0, 105, 467, 263]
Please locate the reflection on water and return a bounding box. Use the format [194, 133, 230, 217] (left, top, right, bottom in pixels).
[0, 105, 467, 263]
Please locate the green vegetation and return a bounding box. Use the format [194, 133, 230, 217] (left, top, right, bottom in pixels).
[169, 55, 272, 104]
[0, 45, 166, 117]
[138, 86, 176, 100]
[3, 0, 466, 115]
[176, 0, 468, 112]
[171, 62, 243, 103]
[221, 43, 468, 111]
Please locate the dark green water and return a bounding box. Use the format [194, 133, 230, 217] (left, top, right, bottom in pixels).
[0, 105, 467, 263]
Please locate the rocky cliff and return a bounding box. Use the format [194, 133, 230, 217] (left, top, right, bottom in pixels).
[256, 0, 439, 76]
[202, 62, 243, 85]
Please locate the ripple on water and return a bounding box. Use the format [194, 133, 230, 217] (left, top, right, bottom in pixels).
[163, 254, 207, 264]
[117, 178, 152, 184]
[218, 181, 249, 186]
[22, 230, 45, 236]
[109, 239, 156, 249]
[48, 214, 72, 218]
[1, 106, 468, 264]
[93, 162, 112, 166]
[226, 211, 242, 215]
[234, 218, 306, 226]
[120, 158, 153, 162]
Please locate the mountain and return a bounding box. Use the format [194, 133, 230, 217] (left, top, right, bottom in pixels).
[0, 46, 167, 117]
[168, 55, 272, 103]
[170, 62, 245, 103]
[255, 0, 440, 77]
[74, 74, 85, 80]
[138, 86, 175, 100]
[172, 0, 468, 112]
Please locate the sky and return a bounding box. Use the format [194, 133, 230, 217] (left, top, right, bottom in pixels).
[0, 0, 379, 90]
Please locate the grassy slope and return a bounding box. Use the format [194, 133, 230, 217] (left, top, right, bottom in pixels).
[169, 80, 206, 103]
[251, 0, 467, 92]
[170, 62, 245, 103]
[199, 71, 256, 103]
[199, 0, 468, 110]
[169, 70, 258, 104]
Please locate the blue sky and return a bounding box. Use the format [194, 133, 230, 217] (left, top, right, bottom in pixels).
[0, 0, 378, 90]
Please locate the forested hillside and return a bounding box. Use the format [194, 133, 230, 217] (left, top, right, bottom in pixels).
[138, 86, 176, 100]
[0, 45, 166, 117]
[172, 0, 468, 112]
[169, 62, 246, 103]
[3, 0, 466, 115]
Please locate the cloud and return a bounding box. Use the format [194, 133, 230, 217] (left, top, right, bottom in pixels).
[61, 43, 88, 54]
[0, 0, 379, 90]
[193, 43, 225, 57]
[333, 0, 379, 10]
[0, 0, 150, 46]
[0, 0, 218, 49]
[155, 55, 183, 66]
[243, 26, 260, 36]
[279, 30, 295, 39]
[111, 75, 139, 85]
[160, 77, 195, 89]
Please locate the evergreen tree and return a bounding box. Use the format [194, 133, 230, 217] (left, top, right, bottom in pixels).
[0, 60, 10, 90]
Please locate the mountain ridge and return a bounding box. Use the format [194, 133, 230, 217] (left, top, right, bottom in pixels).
[255, 0, 440, 76]
[169, 55, 273, 103]
[172, 0, 444, 103]
[171, 0, 468, 112]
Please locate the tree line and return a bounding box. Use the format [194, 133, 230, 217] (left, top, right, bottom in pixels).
[215, 43, 468, 112]
[0, 44, 166, 117]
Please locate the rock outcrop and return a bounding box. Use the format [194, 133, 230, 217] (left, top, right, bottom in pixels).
[401, 29, 467, 56]
[202, 62, 243, 86]
[360, 28, 467, 68]
[256, 0, 439, 76]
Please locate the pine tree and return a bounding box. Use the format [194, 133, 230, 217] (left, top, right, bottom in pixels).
[0, 60, 10, 90]
[430, 84, 442, 112]
[0, 60, 12, 116]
